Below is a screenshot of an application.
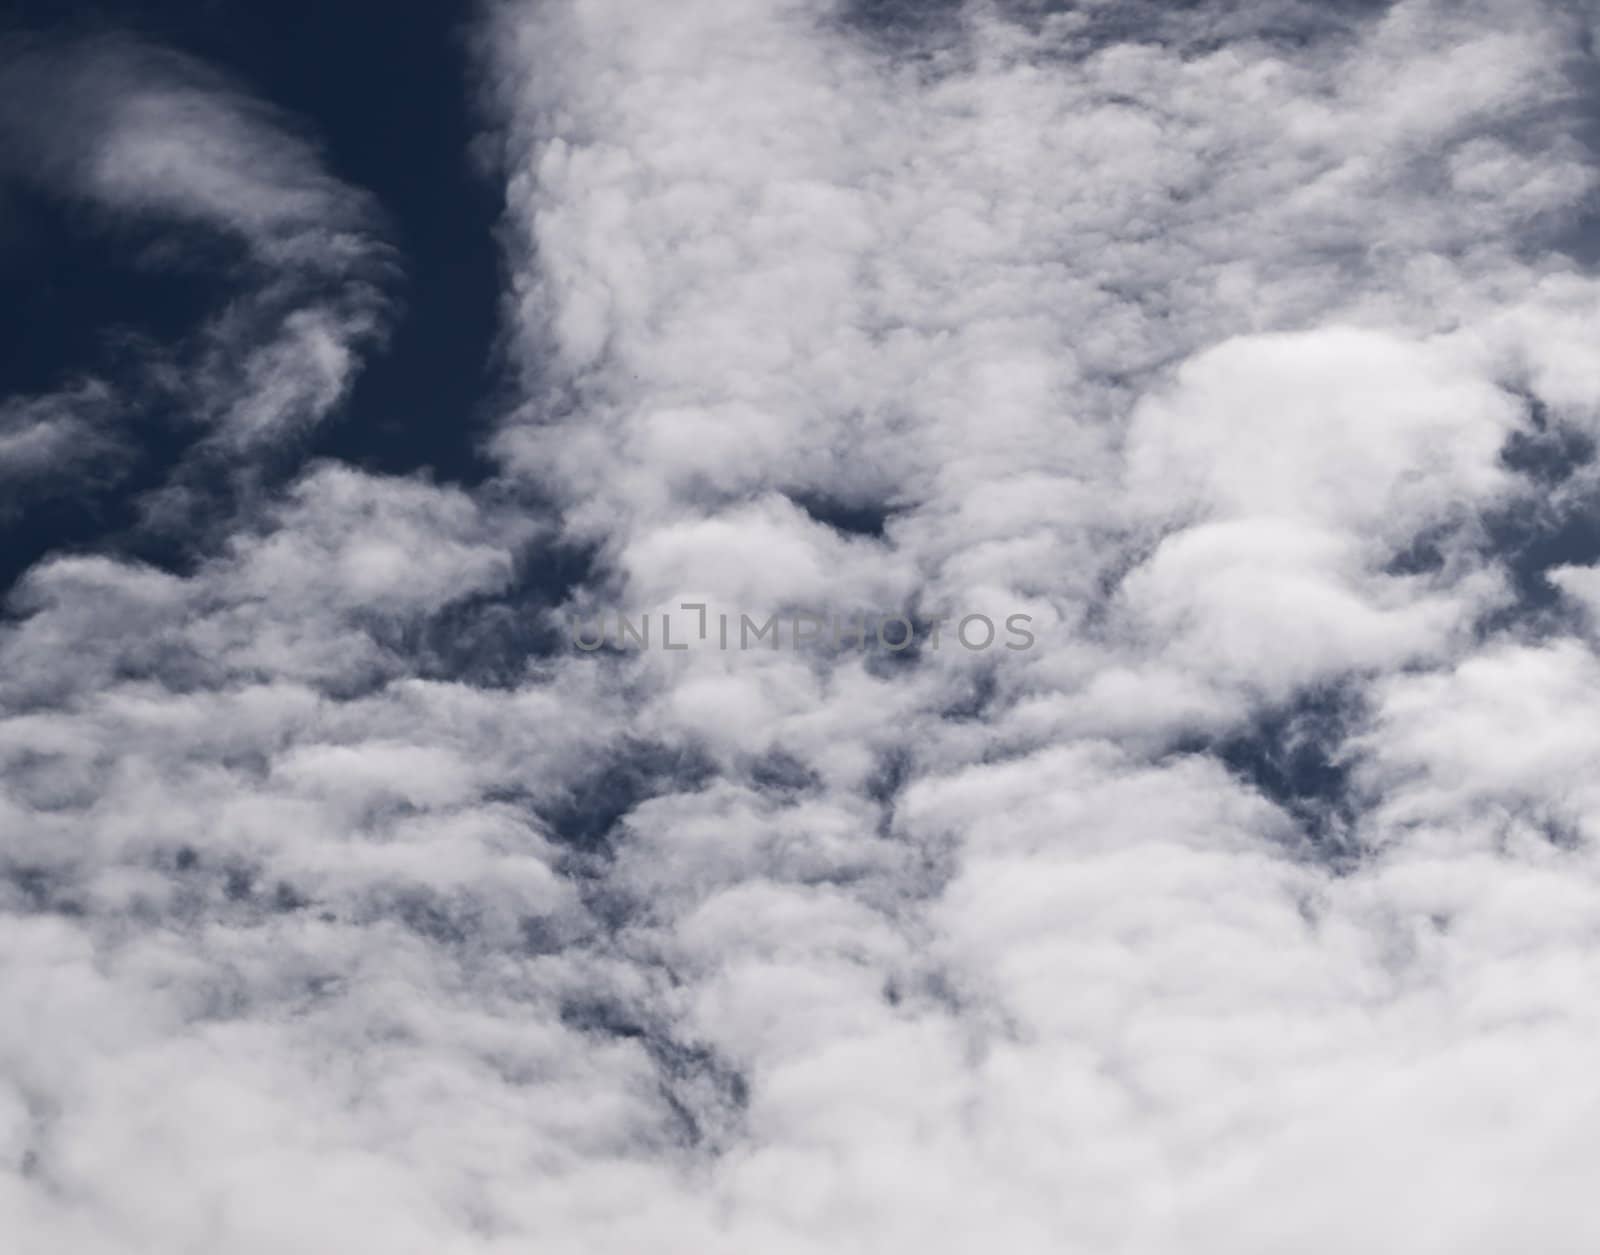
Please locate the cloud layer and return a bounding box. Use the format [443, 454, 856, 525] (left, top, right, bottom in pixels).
[4, 2, 1600, 1251]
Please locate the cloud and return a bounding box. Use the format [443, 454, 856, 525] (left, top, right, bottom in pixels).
[0, 33, 394, 525]
[0, 382, 119, 514]
[4, 1, 1600, 1251]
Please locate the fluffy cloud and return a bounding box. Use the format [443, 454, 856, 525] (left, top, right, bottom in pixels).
[4, 1, 1600, 1251]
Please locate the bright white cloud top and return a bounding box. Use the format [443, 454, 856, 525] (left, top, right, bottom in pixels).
[4, 1, 1600, 1251]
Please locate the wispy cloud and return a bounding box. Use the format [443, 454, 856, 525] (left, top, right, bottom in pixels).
[0, 33, 394, 519]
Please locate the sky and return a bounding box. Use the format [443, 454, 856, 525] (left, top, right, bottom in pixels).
[3, 1, 1600, 1251]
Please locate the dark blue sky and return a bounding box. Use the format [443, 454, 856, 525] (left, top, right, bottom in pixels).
[0, 0, 503, 592]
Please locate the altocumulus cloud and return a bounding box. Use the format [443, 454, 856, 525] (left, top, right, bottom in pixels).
[4, 1, 1600, 1251]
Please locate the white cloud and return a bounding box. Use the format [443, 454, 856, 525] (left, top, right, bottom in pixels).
[5, 1, 1600, 1251]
